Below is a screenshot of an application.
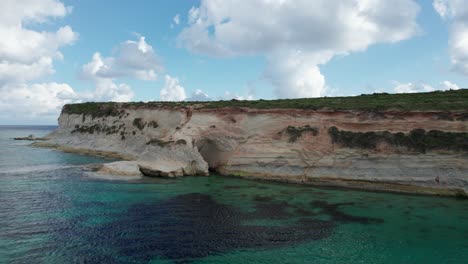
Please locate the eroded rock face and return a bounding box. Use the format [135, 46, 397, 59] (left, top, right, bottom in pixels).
[139, 159, 208, 178]
[195, 135, 240, 169]
[42, 105, 468, 195]
[138, 144, 209, 177]
[97, 161, 142, 177]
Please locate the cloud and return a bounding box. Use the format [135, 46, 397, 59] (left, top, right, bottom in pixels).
[222, 91, 254, 101]
[433, 0, 448, 18]
[0, 0, 79, 122]
[265, 51, 329, 98]
[81, 36, 162, 81]
[0, 0, 78, 85]
[184, 88, 256, 102]
[0, 82, 77, 120]
[80, 53, 134, 102]
[393, 82, 435, 93]
[80, 79, 134, 102]
[80, 36, 163, 102]
[0, 57, 54, 85]
[173, 14, 180, 25]
[434, 0, 468, 75]
[178, 0, 420, 98]
[393, 80, 460, 93]
[439, 80, 460, 90]
[186, 89, 212, 101]
[160, 75, 187, 101]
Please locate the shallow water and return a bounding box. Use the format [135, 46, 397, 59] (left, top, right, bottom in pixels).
[1, 126, 467, 263]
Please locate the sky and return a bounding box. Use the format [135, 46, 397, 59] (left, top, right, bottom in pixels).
[0, 0, 467, 125]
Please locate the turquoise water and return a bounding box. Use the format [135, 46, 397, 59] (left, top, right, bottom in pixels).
[1, 126, 468, 263]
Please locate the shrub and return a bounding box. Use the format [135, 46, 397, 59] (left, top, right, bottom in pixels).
[133, 118, 146, 130]
[176, 139, 187, 145]
[328, 126, 468, 153]
[71, 124, 102, 134]
[146, 139, 173, 147]
[62, 89, 468, 114]
[148, 121, 158, 128]
[286, 125, 319, 143]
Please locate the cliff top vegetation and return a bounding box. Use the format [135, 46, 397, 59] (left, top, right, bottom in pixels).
[63, 89, 468, 117]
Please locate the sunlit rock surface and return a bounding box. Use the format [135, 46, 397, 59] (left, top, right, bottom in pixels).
[36, 102, 468, 196]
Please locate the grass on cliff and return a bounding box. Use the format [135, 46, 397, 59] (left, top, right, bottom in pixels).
[329, 127, 468, 153]
[63, 89, 468, 116]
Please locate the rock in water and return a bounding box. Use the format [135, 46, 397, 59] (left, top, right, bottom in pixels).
[139, 159, 208, 178]
[97, 161, 143, 177]
[14, 134, 48, 140]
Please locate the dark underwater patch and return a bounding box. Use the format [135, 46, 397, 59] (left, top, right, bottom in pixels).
[17, 193, 382, 263]
[93, 193, 347, 262]
[310, 201, 383, 224]
[223, 185, 243, 189]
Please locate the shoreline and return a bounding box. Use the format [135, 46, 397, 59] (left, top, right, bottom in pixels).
[31, 141, 468, 199]
[31, 142, 135, 161]
[33, 92, 468, 199]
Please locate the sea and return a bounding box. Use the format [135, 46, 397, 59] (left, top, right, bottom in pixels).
[1, 125, 467, 264]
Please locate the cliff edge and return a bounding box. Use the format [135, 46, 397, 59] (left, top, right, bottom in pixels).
[35, 89, 468, 196]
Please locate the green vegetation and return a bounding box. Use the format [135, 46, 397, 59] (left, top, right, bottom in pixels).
[148, 121, 159, 128]
[200, 89, 468, 111]
[133, 118, 146, 130]
[72, 124, 115, 135]
[455, 190, 468, 199]
[328, 127, 468, 153]
[285, 125, 319, 143]
[62, 89, 468, 114]
[71, 123, 125, 135]
[63, 102, 122, 118]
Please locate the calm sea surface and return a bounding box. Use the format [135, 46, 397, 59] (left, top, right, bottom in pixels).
[1, 126, 467, 263]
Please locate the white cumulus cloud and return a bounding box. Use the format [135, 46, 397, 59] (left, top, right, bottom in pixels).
[80, 36, 163, 102]
[394, 82, 435, 93]
[81, 36, 162, 81]
[178, 0, 420, 98]
[223, 93, 254, 101]
[439, 80, 460, 90]
[0, 82, 77, 120]
[0, 0, 78, 85]
[434, 0, 468, 75]
[186, 89, 212, 101]
[160, 75, 187, 101]
[0, 0, 78, 122]
[393, 80, 460, 93]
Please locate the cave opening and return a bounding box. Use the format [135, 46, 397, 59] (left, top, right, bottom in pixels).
[196, 138, 222, 172]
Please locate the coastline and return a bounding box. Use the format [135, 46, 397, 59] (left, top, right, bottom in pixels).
[31, 140, 468, 198]
[30, 90, 468, 198]
[31, 142, 135, 161]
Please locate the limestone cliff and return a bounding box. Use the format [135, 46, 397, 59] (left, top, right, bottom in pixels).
[36, 91, 468, 196]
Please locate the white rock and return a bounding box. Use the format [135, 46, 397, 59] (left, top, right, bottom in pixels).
[97, 161, 143, 177]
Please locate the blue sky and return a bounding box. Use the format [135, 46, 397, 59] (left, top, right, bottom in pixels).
[0, 0, 466, 124]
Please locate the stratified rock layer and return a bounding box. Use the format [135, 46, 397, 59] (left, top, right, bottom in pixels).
[37, 105, 468, 196]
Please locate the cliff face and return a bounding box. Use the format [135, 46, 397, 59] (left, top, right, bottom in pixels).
[40, 104, 468, 196]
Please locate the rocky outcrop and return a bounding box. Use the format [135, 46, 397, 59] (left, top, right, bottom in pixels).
[97, 161, 142, 177]
[36, 102, 468, 196]
[14, 134, 48, 141]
